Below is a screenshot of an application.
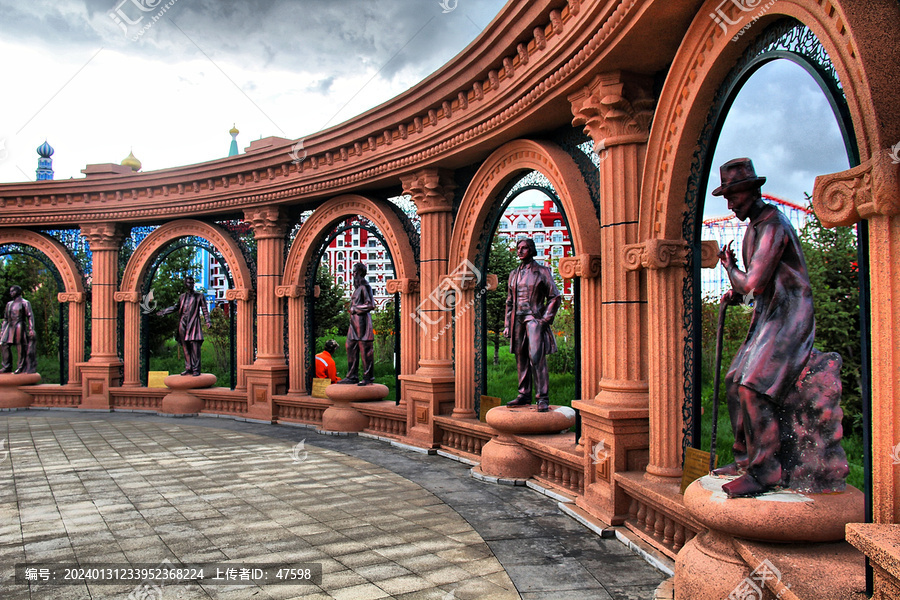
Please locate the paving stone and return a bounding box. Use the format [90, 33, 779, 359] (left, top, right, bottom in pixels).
[0, 411, 666, 599]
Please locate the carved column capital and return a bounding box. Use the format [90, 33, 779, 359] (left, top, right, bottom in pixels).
[58, 292, 86, 304]
[400, 168, 456, 214]
[568, 70, 655, 151]
[274, 285, 304, 298]
[699, 240, 721, 269]
[80, 223, 125, 251]
[484, 273, 498, 292]
[624, 239, 688, 271]
[113, 291, 140, 303]
[813, 152, 900, 227]
[244, 206, 290, 239]
[225, 288, 254, 302]
[558, 254, 602, 279]
[386, 278, 420, 295]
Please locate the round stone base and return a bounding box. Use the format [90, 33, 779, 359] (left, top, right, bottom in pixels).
[485, 405, 576, 434]
[321, 383, 388, 433]
[480, 435, 541, 479]
[325, 383, 389, 403]
[162, 373, 216, 415]
[0, 372, 41, 408]
[675, 529, 753, 600]
[684, 475, 864, 542]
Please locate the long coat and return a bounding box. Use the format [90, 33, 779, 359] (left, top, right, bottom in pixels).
[0, 297, 35, 345]
[347, 282, 375, 342]
[727, 206, 815, 402]
[173, 291, 210, 343]
[504, 261, 561, 354]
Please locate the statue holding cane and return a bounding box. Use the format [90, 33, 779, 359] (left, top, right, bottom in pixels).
[709, 158, 818, 498]
[157, 276, 212, 377]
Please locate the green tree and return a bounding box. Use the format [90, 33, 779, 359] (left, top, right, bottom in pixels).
[313, 264, 349, 337]
[485, 235, 518, 365]
[206, 306, 231, 375]
[372, 300, 395, 366]
[147, 246, 203, 354]
[799, 198, 862, 435]
[0, 254, 61, 379]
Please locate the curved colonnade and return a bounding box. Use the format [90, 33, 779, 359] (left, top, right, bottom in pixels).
[1, 1, 898, 595]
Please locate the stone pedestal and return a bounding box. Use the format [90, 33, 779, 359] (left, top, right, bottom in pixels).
[162, 374, 216, 415]
[321, 383, 389, 433]
[0, 373, 41, 408]
[675, 475, 865, 600]
[480, 405, 576, 479]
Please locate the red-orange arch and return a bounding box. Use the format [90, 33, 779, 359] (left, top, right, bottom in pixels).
[283, 194, 417, 288]
[449, 139, 599, 265]
[120, 220, 252, 294]
[639, 0, 900, 241]
[0, 229, 84, 294]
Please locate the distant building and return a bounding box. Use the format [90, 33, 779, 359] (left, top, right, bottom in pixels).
[701, 194, 812, 300]
[321, 223, 395, 308]
[496, 199, 574, 297]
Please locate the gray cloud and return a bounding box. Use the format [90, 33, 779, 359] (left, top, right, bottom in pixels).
[705, 59, 850, 216]
[3, 0, 504, 81]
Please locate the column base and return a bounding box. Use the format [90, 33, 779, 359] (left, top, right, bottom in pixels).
[78, 361, 123, 409]
[244, 364, 289, 422]
[399, 373, 454, 447]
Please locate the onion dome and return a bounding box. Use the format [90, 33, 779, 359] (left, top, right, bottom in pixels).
[121, 150, 142, 172]
[36, 140, 54, 158]
[229, 123, 239, 135]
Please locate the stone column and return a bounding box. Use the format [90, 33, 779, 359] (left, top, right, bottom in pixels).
[79, 223, 125, 408]
[225, 288, 254, 392]
[569, 70, 654, 409]
[275, 284, 307, 394]
[622, 239, 718, 481]
[242, 206, 289, 421]
[399, 169, 456, 445]
[113, 290, 141, 387]
[558, 254, 602, 399]
[568, 72, 654, 525]
[813, 153, 900, 524]
[57, 292, 86, 386]
[386, 277, 420, 408]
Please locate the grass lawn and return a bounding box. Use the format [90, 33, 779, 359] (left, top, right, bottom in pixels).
[486, 343, 576, 407]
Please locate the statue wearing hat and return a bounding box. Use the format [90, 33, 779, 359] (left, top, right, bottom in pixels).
[710, 158, 847, 498]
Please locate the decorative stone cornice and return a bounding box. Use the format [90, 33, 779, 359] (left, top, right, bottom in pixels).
[558, 254, 602, 279]
[386, 278, 420, 295]
[568, 71, 655, 151]
[80, 223, 125, 251]
[113, 291, 140, 303]
[400, 169, 456, 214]
[58, 292, 86, 304]
[225, 288, 254, 302]
[623, 239, 688, 271]
[813, 152, 900, 227]
[244, 206, 289, 239]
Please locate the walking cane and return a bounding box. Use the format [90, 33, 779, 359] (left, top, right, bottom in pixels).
[709, 297, 728, 472]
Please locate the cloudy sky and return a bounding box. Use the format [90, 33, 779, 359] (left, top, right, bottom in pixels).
[0, 1, 850, 219]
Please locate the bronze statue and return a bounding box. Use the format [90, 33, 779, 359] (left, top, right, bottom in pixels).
[503, 238, 561, 412]
[337, 263, 376, 386]
[712, 158, 823, 498]
[157, 276, 212, 376]
[0, 285, 37, 374]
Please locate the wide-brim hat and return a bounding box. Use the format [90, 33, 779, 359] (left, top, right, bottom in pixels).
[711, 157, 766, 196]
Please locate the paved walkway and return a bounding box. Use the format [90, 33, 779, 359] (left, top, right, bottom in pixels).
[0, 411, 665, 599]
